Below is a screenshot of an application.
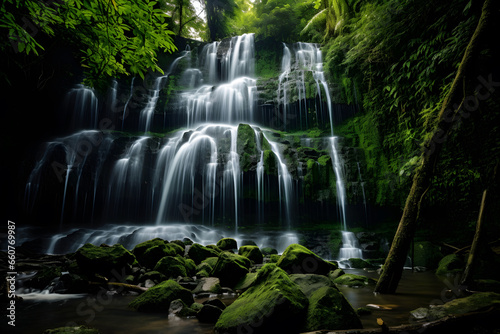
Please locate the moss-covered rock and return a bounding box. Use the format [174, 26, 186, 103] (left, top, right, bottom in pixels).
[206, 244, 223, 254]
[435, 254, 465, 276]
[210, 252, 250, 288]
[214, 264, 308, 334]
[290, 274, 335, 298]
[413, 241, 443, 269]
[216, 238, 238, 251]
[74, 243, 136, 276]
[154, 256, 188, 278]
[169, 298, 198, 317]
[263, 150, 278, 176]
[305, 286, 362, 331]
[268, 254, 281, 263]
[237, 123, 260, 172]
[188, 243, 220, 264]
[238, 245, 263, 264]
[333, 274, 376, 287]
[234, 272, 258, 291]
[132, 238, 166, 262]
[261, 247, 278, 255]
[277, 244, 333, 275]
[201, 256, 219, 268]
[133, 239, 185, 269]
[348, 258, 376, 269]
[129, 279, 194, 312]
[27, 266, 62, 290]
[43, 326, 100, 334]
[328, 268, 345, 281]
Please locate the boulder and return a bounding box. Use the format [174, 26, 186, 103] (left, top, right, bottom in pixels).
[348, 258, 376, 269]
[195, 262, 213, 278]
[197, 304, 224, 323]
[214, 264, 308, 334]
[328, 269, 345, 281]
[333, 274, 376, 287]
[277, 244, 333, 275]
[154, 256, 188, 279]
[206, 244, 223, 254]
[305, 286, 363, 331]
[201, 257, 219, 268]
[188, 243, 220, 264]
[129, 279, 194, 312]
[234, 272, 258, 291]
[169, 298, 197, 317]
[203, 298, 226, 310]
[210, 252, 250, 288]
[261, 247, 278, 255]
[290, 274, 335, 298]
[26, 266, 62, 290]
[132, 239, 185, 269]
[241, 240, 257, 246]
[413, 241, 443, 269]
[216, 238, 238, 251]
[238, 245, 263, 264]
[193, 277, 222, 294]
[436, 254, 465, 276]
[74, 243, 136, 276]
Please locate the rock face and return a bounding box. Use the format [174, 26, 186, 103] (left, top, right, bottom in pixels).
[74, 243, 136, 276]
[129, 279, 194, 312]
[277, 243, 335, 275]
[214, 264, 308, 334]
[305, 286, 362, 331]
[238, 245, 263, 264]
[210, 252, 250, 288]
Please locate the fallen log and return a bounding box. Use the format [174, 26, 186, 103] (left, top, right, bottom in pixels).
[88, 281, 147, 293]
[301, 306, 500, 334]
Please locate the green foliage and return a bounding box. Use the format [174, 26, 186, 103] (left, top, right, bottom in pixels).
[0, 0, 177, 89]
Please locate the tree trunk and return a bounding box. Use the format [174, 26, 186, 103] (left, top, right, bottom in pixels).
[461, 163, 498, 288]
[374, 0, 499, 294]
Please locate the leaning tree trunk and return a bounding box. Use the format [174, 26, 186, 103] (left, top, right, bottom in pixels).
[374, 0, 499, 294]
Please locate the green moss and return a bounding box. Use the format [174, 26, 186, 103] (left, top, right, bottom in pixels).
[435, 254, 464, 276]
[269, 254, 281, 263]
[333, 274, 376, 287]
[129, 279, 194, 312]
[154, 256, 187, 278]
[216, 238, 238, 251]
[305, 286, 362, 331]
[214, 264, 308, 334]
[348, 258, 376, 269]
[238, 245, 263, 264]
[210, 251, 250, 288]
[188, 243, 219, 264]
[261, 247, 278, 255]
[263, 150, 278, 175]
[28, 266, 62, 289]
[277, 244, 333, 275]
[201, 257, 219, 268]
[234, 272, 258, 291]
[74, 243, 137, 276]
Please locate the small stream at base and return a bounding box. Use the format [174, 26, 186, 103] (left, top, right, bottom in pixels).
[4, 269, 454, 334]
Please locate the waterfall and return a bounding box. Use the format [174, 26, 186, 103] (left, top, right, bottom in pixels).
[64, 85, 99, 129]
[329, 137, 347, 230]
[338, 231, 363, 260]
[278, 43, 291, 129]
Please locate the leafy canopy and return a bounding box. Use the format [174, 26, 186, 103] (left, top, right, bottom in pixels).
[0, 0, 177, 88]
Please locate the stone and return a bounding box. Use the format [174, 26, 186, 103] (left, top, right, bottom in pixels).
[74, 243, 136, 277]
[193, 277, 222, 294]
[197, 304, 224, 323]
[203, 298, 226, 310]
[305, 286, 363, 331]
[188, 243, 220, 264]
[129, 279, 194, 312]
[277, 243, 333, 276]
[214, 263, 308, 334]
[238, 245, 263, 264]
[333, 274, 376, 287]
[169, 298, 197, 317]
[328, 268, 345, 281]
[154, 256, 188, 279]
[210, 252, 250, 288]
[216, 238, 238, 251]
[261, 247, 278, 255]
[290, 274, 336, 298]
[234, 272, 258, 291]
[348, 258, 376, 269]
[435, 254, 465, 276]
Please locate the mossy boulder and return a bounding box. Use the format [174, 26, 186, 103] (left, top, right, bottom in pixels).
[196, 262, 213, 278]
[154, 256, 188, 279]
[349, 258, 376, 269]
[193, 277, 222, 294]
[413, 241, 443, 269]
[328, 268, 345, 281]
[268, 254, 281, 263]
[210, 252, 250, 288]
[27, 266, 62, 289]
[216, 238, 238, 251]
[435, 254, 465, 276]
[290, 274, 335, 298]
[43, 326, 100, 334]
[206, 244, 223, 254]
[305, 286, 363, 331]
[74, 243, 137, 276]
[188, 243, 219, 264]
[214, 264, 308, 334]
[234, 272, 258, 291]
[333, 274, 376, 287]
[133, 239, 185, 269]
[238, 245, 263, 264]
[169, 299, 197, 317]
[132, 238, 166, 261]
[261, 247, 278, 255]
[277, 244, 333, 275]
[201, 256, 219, 268]
[129, 279, 194, 312]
